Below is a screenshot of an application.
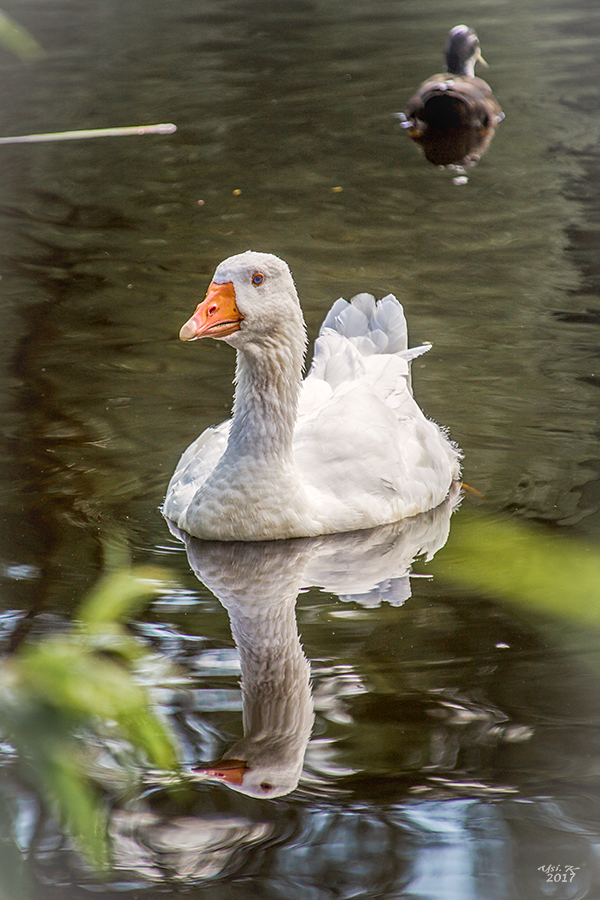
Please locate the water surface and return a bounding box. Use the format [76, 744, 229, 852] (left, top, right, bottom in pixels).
[1, 0, 600, 897]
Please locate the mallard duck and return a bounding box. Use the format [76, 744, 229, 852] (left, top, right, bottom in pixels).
[401, 24, 503, 166]
[163, 251, 460, 541]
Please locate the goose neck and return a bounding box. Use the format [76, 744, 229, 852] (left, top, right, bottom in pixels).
[227, 334, 304, 459]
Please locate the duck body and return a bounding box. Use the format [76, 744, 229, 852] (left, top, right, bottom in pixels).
[405, 72, 499, 132]
[402, 25, 503, 166]
[163, 251, 460, 541]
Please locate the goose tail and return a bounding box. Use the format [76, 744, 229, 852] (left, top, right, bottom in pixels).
[319, 292, 431, 361]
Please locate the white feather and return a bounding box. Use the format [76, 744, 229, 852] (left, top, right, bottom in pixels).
[163, 251, 461, 540]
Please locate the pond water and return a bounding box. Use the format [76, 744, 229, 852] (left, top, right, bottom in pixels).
[1, 0, 600, 897]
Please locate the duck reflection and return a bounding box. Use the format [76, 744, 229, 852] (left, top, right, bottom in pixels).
[402, 122, 499, 169]
[399, 25, 503, 168]
[168, 484, 460, 798]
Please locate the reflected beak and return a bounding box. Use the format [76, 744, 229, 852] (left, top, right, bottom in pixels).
[476, 49, 489, 67]
[179, 280, 244, 341]
[193, 758, 249, 786]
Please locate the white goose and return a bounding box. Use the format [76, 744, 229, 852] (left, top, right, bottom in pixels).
[163, 251, 460, 541]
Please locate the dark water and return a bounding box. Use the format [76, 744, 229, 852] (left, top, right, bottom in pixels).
[2, 0, 600, 897]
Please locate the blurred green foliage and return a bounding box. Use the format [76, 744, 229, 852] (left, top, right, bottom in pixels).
[0, 563, 180, 875]
[430, 511, 600, 623]
[0, 10, 43, 61]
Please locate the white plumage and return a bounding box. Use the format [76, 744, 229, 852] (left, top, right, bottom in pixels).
[163, 251, 460, 541]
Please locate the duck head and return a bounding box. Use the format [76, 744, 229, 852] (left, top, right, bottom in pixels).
[445, 25, 486, 77]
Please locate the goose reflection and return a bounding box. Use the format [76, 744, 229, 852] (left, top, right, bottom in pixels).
[168, 484, 460, 799]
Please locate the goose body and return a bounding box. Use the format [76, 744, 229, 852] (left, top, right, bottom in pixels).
[163, 251, 460, 541]
[402, 25, 503, 166]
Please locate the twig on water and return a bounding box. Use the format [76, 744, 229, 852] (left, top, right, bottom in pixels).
[0, 123, 177, 145]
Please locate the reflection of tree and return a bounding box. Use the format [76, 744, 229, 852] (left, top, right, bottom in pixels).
[0, 193, 139, 642]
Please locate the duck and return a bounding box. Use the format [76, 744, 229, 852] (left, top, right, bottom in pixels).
[401, 24, 503, 166]
[163, 251, 460, 541]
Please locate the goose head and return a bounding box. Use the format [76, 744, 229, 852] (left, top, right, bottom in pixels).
[195, 746, 307, 799]
[179, 250, 305, 352]
[445, 25, 486, 78]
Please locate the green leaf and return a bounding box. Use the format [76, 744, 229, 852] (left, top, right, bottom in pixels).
[429, 512, 600, 623]
[119, 708, 180, 772]
[0, 561, 182, 871]
[79, 566, 169, 627]
[40, 750, 110, 871]
[0, 11, 43, 61]
[16, 640, 179, 769]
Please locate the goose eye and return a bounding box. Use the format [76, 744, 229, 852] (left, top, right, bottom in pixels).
[252, 273, 264, 286]
[260, 781, 273, 792]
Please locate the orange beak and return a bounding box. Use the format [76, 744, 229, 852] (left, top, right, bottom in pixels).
[193, 758, 249, 786]
[179, 280, 243, 341]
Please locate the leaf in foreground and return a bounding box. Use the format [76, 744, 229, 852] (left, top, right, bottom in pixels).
[429, 512, 600, 624]
[0, 566, 180, 869]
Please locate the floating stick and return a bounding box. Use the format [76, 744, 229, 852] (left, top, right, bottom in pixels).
[0, 123, 177, 145]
